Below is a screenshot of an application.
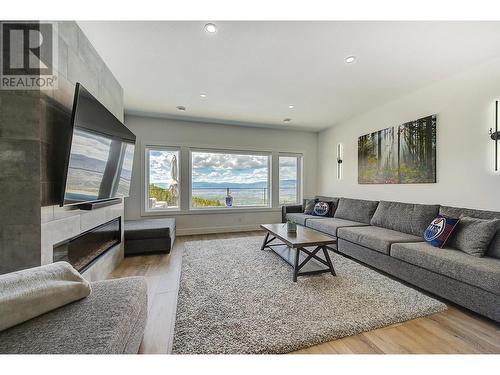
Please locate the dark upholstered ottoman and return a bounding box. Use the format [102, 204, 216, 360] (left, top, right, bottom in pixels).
[124, 218, 176, 256]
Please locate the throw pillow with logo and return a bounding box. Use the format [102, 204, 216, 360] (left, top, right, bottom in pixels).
[312, 201, 334, 217]
[423, 215, 460, 248]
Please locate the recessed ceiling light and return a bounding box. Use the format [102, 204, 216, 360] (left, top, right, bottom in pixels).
[204, 23, 217, 33]
[176, 105, 186, 111]
[345, 55, 356, 64]
[288, 105, 295, 109]
[283, 118, 292, 123]
[200, 93, 207, 98]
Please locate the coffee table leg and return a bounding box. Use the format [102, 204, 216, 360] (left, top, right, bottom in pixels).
[322, 246, 336, 276]
[293, 248, 300, 282]
[260, 232, 270, 250]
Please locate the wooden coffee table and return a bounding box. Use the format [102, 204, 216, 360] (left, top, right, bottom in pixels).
[260, 223, 337, 282]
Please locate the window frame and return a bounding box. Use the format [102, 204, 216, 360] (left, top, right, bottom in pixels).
[144, 145, 182, 213]
[278, 153, 303, 206]
[189, 148, 273, 211]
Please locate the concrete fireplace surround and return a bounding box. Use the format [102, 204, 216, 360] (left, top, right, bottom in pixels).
[41, 202, 125, 281]
[0, 21, 125, 276]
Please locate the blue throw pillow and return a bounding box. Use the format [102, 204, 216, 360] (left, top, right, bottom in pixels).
[312, 201, 333, 217]
[423, 215, 460, 248]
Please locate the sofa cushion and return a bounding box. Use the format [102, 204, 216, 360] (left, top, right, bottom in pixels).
[447, 216, 500, 257]
[334, 198, 379, 224]
[285, 213, 328, 226]
[337, 226, 423, 254]
[0, 277, 148, 354]
[391, 242, 500, 296]
[306, 218, 369, 237]
[440, 206, 500, 259]
[370, 201, 440, 236]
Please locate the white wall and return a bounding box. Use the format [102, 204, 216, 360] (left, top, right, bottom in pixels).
[124, 115, 318, 234]
[318, 56, 500, 212]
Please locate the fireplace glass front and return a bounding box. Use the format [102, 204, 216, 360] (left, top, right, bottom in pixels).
[53, 217, 121, 272]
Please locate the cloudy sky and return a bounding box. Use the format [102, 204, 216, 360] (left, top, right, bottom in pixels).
[72, 129, 135, 176]
[149, 150, 177, 184]
[279, 156, 298, 181]
[149, 150, 297, 185]
[191, 152, 269, 184]
[72, 129, 111, 162]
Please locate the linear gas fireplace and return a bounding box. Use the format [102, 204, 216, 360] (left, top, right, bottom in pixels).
[53, 217, 121, 272]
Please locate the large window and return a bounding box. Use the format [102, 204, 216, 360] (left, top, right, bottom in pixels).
[191, 150, 270, 208]
[145, 147, 180, 211]
[279, 155, 301, 205]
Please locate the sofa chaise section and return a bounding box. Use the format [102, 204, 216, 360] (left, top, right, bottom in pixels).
[337, 237, 500, 322]
[0, 277, 148, 354]
[391, 242, 500, 296]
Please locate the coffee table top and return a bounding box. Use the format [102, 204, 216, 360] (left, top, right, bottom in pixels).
[260, 223, 336, 248]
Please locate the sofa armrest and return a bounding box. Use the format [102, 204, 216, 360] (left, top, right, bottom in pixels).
[281, 204, 303, 223]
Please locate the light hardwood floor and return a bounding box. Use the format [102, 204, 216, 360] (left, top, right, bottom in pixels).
[108, 231, 500, 354]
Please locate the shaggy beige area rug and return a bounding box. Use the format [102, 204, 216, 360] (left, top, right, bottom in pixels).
[172, 237, 446, 354]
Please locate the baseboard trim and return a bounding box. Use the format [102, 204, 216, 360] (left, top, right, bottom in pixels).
[176, 224, 263, 236]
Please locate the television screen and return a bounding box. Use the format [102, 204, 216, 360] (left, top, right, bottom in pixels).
[61, 83, 136, 206]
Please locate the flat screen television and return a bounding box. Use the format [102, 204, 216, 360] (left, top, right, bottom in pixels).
[61, 83, 136, 207]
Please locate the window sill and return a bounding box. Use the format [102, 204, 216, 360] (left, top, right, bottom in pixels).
[143, 208, 181, 216]
[141, 207, 281, 217]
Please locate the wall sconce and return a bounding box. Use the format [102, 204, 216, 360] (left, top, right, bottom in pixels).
[336, 143, 343, 179]
[490, 100, 499, 171]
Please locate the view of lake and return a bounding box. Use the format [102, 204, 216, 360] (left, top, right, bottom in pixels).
[191, 187, 296, 206]
[153, 180, 297, 206]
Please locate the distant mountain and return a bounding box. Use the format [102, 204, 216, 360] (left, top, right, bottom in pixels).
[69, 154, 106, 173]
[191, 179, 296, 189]
[192, 181, 266, 189]
[69, 154, 132, 179]
[278, 179, 297, 188]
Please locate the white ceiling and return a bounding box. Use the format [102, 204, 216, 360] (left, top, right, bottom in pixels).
[78, 21, 500, 132]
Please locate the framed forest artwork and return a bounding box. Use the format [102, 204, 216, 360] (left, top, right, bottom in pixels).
[358, 115, 436, 184]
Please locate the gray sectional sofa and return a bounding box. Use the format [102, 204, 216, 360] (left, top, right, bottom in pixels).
[283, 197, 500, 322]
